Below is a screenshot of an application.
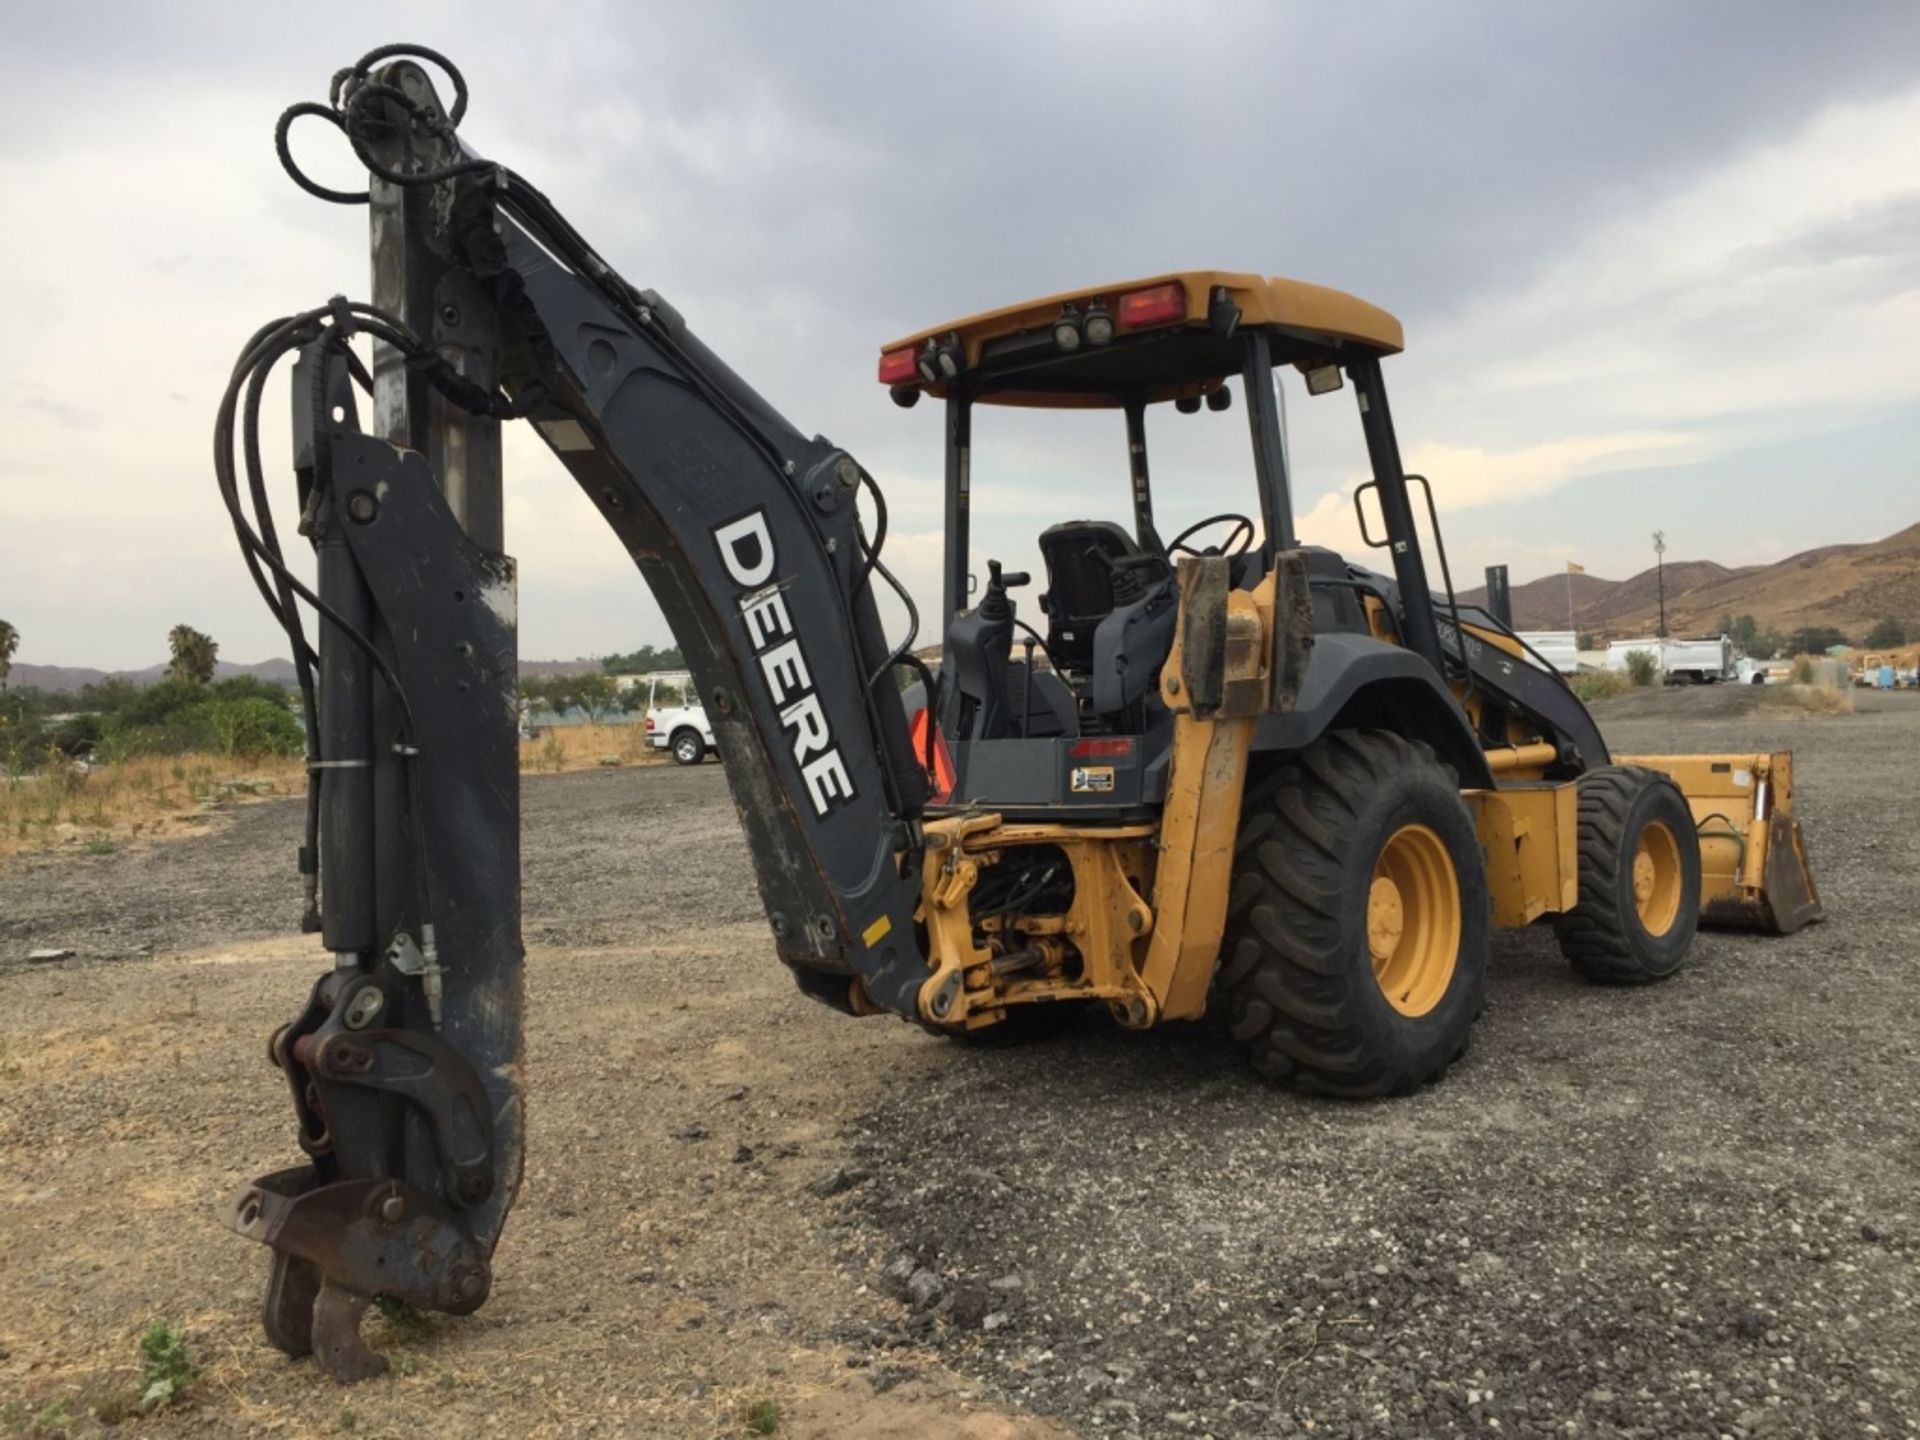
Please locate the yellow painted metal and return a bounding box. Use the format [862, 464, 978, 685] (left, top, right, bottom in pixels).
[911, 564, 1276, 1031]
[882, 269, 1404, 407]
[1615, 751, 1823, 933]
[915, 812, 1160, 1028]
[1368, 823, 1461, 1017]
[1633, 819, 1684, 936]
[1483, 742, 1558, 775]
[1464, 784, 1579, 925]
[1137, 569, 1272, 1020]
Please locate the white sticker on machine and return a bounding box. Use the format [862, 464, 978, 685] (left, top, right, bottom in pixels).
[1071, 766, 1116, 794]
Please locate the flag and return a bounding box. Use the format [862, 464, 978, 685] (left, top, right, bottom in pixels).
[1566, 561, 1585, 574]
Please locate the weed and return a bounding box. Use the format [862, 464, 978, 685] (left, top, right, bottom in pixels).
[1623, 649, 1658, 687]
[0, 1401, 20, 1432]
[1568, 669, 1631, 704]
[29, 1398, 71, 1438]
[374, 1295, 435, 1342]
[137, 1320, 197, 1410]
[436, 1371, 457, 1391]
[337, 1404, 357, 1431]
[741, 1398, 781, 1434]
[1790, 655, 1815, 685]
[1769, 682, 1854, 715]
[84, 836, 116, 856]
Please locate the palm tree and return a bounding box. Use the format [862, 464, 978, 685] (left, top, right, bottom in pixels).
[167, 624, 219, 685]
[0, 618, 17, 692]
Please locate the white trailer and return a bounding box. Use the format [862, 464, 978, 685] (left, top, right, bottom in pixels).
[1516, 631, 1580, 674]
[1605, 636, 1733, 684]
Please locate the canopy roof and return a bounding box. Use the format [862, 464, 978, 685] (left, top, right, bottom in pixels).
[879, 270, 1404, 408]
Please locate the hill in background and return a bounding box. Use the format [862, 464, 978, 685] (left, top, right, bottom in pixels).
[11, 658, 298, 695]
[15, 522, 1914, 684]
[1459, 522, 1919, 641]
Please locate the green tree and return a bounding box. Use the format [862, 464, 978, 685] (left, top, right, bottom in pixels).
[0, 618, 17, 691]
[166, 624, 219, 684]
[207, 696, 302, 757]
[602, 643, 685, 675]
[1864, 618, 1908, 649]
[1787, 625, 1849, 656]
[572, 672, 621, 723]
[1716, 613, 1762, 650]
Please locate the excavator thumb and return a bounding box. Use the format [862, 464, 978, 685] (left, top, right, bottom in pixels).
[1617, 751, 1823, 933]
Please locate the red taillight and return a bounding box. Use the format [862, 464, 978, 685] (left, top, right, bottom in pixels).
[1069, 736, 1135, 759]
[645, 712, 656, 732]
[1116, 282, 1187, 328]
[908, 707, 956, 802]
[877, 347, 919, 385]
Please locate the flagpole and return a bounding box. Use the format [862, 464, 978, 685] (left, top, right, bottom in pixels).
[1566, 568, 1575, 635]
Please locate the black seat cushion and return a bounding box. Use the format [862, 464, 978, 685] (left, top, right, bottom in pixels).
[1038, 520, 1141, 672]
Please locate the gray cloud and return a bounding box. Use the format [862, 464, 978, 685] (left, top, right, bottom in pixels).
[1, 2, 1916, 667]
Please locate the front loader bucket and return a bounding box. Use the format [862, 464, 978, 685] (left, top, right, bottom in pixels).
[1613, 751, 1823, 934]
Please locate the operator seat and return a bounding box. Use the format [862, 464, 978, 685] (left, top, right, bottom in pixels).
[1037, 520, 1144, 675]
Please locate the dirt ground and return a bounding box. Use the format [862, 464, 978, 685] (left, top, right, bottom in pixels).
[3, 689, 1917, 1438]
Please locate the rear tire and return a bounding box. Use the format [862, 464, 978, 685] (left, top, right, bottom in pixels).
[671, 730, 705, 766]
[1553, 766, 1700, 984]
[1214, 730, 1490, 1097]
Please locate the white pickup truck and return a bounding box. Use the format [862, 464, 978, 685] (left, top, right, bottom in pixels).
[638, 671, 716, 765]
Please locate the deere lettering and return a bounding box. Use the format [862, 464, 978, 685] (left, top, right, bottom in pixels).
[712, 510, 856, 817]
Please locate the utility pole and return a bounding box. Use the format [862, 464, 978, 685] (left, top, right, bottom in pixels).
[1653, 530, 1668, 639]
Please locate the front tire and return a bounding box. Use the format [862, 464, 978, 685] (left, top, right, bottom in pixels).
[1214, 730, 1490, 1097]
[1553, 767, 1700, 983]
[671, 730, 706, 766]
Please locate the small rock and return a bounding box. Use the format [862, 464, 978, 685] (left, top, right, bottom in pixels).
[1733, 1311, 1772, 1339]
[905, 1268, 944, 1311]
[731, 1144, 754, 1164]
[988, 1273, 1026, 1292]
[983, 1311, 1010, 1332]
[28, 948, 74, 963]
[809, 1166, 870, 1199]
[670, 1123, 709, 1141]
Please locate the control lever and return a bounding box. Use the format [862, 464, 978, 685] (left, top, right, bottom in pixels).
[978, 559, 1030, 622]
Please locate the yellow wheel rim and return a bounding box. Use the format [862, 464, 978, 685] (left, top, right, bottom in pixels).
[1368, 823, 1461, 1017]
[1632, 819, 1683, 937]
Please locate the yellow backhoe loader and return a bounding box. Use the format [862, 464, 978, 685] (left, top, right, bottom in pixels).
[215, 45, 1822, 1378]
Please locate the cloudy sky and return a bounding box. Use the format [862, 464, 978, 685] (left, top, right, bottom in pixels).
[2, 2, 1917, 669]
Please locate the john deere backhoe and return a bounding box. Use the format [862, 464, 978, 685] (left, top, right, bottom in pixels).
[219, 46, 1822, 1380]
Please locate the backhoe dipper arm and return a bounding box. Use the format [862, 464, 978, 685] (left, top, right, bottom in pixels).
[220, 46, 932, 1380]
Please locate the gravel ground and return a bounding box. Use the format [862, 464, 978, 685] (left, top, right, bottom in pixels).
[830, 690, 1920, 1439]
[3, 690, 1916, 1438]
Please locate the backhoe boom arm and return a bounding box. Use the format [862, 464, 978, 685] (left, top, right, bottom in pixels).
[221, 46, 933, 1380]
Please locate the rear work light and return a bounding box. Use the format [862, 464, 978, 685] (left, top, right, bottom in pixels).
[877, 347, 919, 385]
[1116, 282, 1187, 328]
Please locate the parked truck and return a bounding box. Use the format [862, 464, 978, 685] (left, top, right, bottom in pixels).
[1606, 636, 1734, 684]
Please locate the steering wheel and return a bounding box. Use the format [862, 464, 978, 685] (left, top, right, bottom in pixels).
[1167, 513, 1256, 557]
